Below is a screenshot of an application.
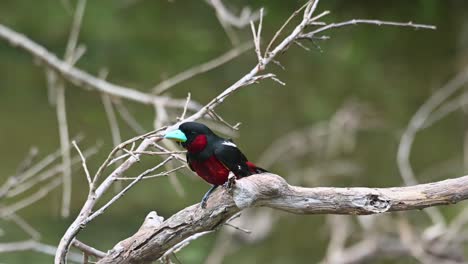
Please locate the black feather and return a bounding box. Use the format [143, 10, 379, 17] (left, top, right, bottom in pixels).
[214, 142, 252, 177]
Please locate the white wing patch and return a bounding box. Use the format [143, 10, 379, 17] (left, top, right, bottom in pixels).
[222, 141, 237, 148]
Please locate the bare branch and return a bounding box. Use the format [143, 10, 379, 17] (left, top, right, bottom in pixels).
[250, 8, 264, 67]
[208, 110, 241, 131]
[53, 0, 87, 218]
[206, 0, 261, 29]
[72, 141, 92, 187]
[100, 67, 125, 193]
[113, 100, 146, 134]
[3, 213, 41, 240]
[63, 0, 86, 62]
[86, 157, 173, 222]
[0, 147, 38, 198]
[160, 230, 215, 262]
[5, 143, 99, 198]
[115, 164, 185, 181]
[15, 147, 39, 174]
[0, 24, 202, 111]
[100, 75, 123, 156]
[0, 240, 82, 262]
[264, 1, 309, 56]
[56, 83, 72, 218]
[97, 172, 468, 263]
[153, 43, 252, 94]
[72, 239, 106, 259]
[54, 137, 163, 263]
[300, 19, 436, 40]
[397, 69, 468, 226]
[1, 178, 62, 217]
[178, 92, 191, 121]
[223, 222, 251, 234]
[0, 135, 84, 198]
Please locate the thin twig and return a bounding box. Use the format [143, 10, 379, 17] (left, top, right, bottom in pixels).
[72, 239, 106, 259]
[160, 230, 215, 261]
[6, 144, 99, 198]
[121, 148, 140, 162]
[178, 92, 191, 121]
[300, 19, 436, 39]
[0, 25, 202, 111]
[264, 1, 309, 56]
[114, 100, 146, 134]
[0, 240, 82, 262]
[56, 83, 72, 218]
[115, 164, 186, 181]
[215, 10, 240, 45]
[56, 0, 87, 218]
[209, 110, 241, 131]
[153, 43, 252, 94]
[72, 141, 92, 187]
[397, 69, 468, 226]
[4, 213, 41, 240]
[206, 0, 261, 28]
[15, 147, 39, 174]
[86, 157, 173, 222]
[224, 222, 252, 234]
[0, 135, 84, 199]
[250, 8, 264, 68]
[100, 81, 122, 160]
[1, 178, 62, 217]
[134, 150, 187, 155]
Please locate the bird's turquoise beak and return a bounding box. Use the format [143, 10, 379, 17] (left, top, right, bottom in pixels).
[164, 129, 187, 142]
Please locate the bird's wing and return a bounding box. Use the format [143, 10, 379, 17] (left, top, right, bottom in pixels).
[214, 140, 251, 177]
[186, 152, 194, 171]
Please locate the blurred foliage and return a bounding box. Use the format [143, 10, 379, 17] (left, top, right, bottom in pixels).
[0, 0, 468, 263]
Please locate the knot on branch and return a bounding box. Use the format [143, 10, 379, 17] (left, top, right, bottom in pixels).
[352, 193, 392, 213]
[138, 211, 165, 231]
[233, 173, 289, 209]
[106, 211, 165, 259]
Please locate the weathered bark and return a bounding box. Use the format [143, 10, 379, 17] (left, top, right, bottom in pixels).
[98, 173, 468, 263]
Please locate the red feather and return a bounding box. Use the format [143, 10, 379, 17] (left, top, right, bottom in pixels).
[186, 135, 207, 153]
[189, 156, 230, 185]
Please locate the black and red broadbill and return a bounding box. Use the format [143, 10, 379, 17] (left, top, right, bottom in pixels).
[164, 122, 267, 208]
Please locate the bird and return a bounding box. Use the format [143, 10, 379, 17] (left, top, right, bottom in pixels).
[164, 122, 267, 208]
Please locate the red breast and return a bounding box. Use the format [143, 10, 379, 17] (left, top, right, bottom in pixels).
[186, 134, 207, 153]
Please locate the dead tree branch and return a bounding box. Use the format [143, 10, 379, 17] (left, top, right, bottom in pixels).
[152, 43, 252, 94]
[205, 0, 261, 29]
[97, 173, 468, 263]
[0, 240, 83, 263]
[0, 24, 201, 111]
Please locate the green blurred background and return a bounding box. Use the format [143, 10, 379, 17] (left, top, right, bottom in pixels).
[1, 0, 468, 263]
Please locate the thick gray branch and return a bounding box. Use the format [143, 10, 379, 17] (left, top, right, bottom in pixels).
[98, 173, 468, 263]
[0, 24, 201, 111]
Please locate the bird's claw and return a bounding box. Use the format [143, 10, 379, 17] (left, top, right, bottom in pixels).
[200, 199, 208, 209]
[200, 185, 218, 209]
[224, 174, 236, 190]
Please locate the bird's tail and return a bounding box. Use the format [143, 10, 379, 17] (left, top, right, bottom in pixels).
[246, 161, 268, 174]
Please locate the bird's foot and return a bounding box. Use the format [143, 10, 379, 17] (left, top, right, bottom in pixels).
[224, 173, 236, 191]
[200, 197, 208, 209]
[200, 185, 218, 209]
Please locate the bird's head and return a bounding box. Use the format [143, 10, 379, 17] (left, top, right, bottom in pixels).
[164, 122, 214, 151]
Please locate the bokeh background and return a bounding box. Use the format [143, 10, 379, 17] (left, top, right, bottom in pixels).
[1, 0, 468, 263]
